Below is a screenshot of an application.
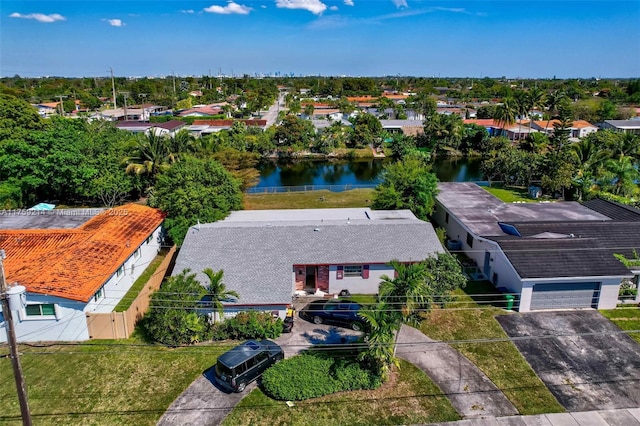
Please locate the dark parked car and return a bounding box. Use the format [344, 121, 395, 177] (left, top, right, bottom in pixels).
[214, 340, 283, 392]
[299, 299, 364, 331]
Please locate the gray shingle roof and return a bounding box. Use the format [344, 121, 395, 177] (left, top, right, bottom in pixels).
[173, 208, 443, 305]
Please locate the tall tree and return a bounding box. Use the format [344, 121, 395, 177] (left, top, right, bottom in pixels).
[494, 97, 517, 137]
[202, 268, 239, 323]
[372, 157, 438, 221]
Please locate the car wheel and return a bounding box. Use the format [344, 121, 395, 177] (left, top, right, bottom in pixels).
[236, 382, 246, 392]
[313, 315, 323, 325]
[351, 322, 362, 332]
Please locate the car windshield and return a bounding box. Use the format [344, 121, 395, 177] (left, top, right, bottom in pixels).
[215, 362, 233, 378]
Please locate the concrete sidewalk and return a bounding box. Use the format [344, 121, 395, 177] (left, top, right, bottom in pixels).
[427, 408, 640, 425]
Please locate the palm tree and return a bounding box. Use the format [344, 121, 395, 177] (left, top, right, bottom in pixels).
[602, 156, 640, 197]
[513, 90, 529, 141]
[379, 260, 429, 325]
[571, 138, 610, 200]
[526, 87, 545, 134]
[124, 131, 173, 178]
[494, 97, 517, 137]
[357, 302, 401, 381]
[202, 268, 239, 323]
[544, 91, 565, 134]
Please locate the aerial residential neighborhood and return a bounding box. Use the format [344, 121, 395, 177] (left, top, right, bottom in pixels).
[1, 0, 640, 425]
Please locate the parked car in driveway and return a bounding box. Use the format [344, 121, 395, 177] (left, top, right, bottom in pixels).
[299, 299, 364, 331]
[214, 340, 283, 392]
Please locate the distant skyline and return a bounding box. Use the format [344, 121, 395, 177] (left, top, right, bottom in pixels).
[2, 1, 639, 79]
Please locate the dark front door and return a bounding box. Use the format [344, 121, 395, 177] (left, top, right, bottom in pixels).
[305, 266, 316, 291]
[483, 251, 491, 278]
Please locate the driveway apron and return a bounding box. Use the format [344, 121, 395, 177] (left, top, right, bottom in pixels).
[396, 325, 518, 418]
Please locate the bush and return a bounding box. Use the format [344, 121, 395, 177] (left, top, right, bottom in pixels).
[262, 352, 380, 400]
[211, 311, 283, 340]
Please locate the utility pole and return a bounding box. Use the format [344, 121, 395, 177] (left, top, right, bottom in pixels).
[0, 251, 32, 426]
[55, 94, 68, 116]
[109, 67, 117, 109]
[119, 92, 129, 121]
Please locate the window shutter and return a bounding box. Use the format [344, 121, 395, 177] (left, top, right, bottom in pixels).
[362, 264, 370, 279]
[336, 265, 343, 280]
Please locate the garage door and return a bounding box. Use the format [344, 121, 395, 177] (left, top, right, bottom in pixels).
[530, 282, 600, 310]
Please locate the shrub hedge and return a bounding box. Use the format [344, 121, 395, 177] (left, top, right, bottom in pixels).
[211, 311, 283, 340]
[261, 352, 381, 400]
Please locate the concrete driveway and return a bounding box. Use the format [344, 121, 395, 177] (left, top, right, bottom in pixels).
[158, 314, 360, 426]
[496, 310, 640, 411]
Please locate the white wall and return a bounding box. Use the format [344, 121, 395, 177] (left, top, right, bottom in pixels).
[328, 264, 391, 294]
[0, 294, 89, 343]
[88, 225, 163, 313]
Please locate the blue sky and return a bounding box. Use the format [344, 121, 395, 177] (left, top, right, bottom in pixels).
[2, 1, 639, 78]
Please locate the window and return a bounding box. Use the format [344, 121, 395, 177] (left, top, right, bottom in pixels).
[116, 265, 124, 277]
[146, 235, 153, 245]
[133, 248, 141, 258]
[94, 287, 104, 302]
[466, 233, 474, 248]
[445, 212, 449, 224]
[344, 265, 363, 277]
[25, 304, 56, 317]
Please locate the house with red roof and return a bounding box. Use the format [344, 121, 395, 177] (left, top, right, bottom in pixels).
[0, 204, 165, 342]
[531, 120, 598, 139]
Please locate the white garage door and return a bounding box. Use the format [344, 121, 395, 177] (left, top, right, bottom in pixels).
[530, 282, 600, 310]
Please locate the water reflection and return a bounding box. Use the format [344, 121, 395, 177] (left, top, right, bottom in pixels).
[255, 157, 483, 188]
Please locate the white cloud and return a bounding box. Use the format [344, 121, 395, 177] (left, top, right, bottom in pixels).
[180, 9, 195, 14]
[329, 5, 338, 10]
[275, 0, 327, 15]
[344, 0, 354, 5]
[106, 18, 125, 27]
[9, 12, 66, 23]
[392, 0, 408, 8]
[261, 4, 267, 7]
[204, 2, 252, 14]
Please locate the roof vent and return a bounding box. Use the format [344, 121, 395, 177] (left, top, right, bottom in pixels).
[313, 228, 320, 232]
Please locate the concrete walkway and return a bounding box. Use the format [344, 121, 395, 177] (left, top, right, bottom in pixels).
[396, 325, 518, 418]
[427, 407, 640, 425]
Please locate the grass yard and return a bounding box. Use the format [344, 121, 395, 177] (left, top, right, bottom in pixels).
[114, 249, 170, 312]
[0, 341, 231, 425]
[222, 359, 460, 426]
[419, 281, 564, 415]
[600, 308, 640, 344]
[243, 188, 374, 210]
[483, 185, 535, 203]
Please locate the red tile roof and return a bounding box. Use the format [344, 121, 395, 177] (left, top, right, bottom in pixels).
[0, 204, 165, 303]
[192, 119, 267, 127]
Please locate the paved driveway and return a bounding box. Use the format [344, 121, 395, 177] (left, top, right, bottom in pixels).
[158, 315, 360, 426]
[496, 310, 640, 411]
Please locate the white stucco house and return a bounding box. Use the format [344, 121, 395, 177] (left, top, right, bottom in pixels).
[173, 208, 444, 318]
[433, 183, 639, 312]
[0, 204, 165, 342]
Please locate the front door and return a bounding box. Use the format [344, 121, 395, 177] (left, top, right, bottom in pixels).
[305, 266, 316, 291]
[483, 252, 491, 278]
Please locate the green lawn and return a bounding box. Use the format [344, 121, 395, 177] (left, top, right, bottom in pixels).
[419, 281, 564, 415]
[114, 249, 170, 312]
[600, 308, 640, 344]
[244, 188, 374, 210]
[483, 186, 536, 203]
[0, 341, 231, 425]
[222, 360, 460, 426]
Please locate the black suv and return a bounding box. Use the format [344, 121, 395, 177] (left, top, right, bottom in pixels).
[214, 340, 284, 392]
[299, 299, 364, 331]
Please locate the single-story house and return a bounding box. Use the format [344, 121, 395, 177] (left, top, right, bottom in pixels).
[531, 120, 598, 139]
[173, 208, 444, 318]
[599, 119, 640, 135]
[433, 182, 639, 312]
[0, 204, 165, 342]
[380, 119, 424, 136]
[115, 120, 186, 136]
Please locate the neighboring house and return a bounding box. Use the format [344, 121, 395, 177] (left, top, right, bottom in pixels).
[186, 119, 267, 136]
[178, 104, 223, 117]
[115, 120, 186, 136]
[531, 120, 598, 139]
[173, 208, 443, 319]
[599, 119, 640, 135]
[380, 119, 424, 136]
[433, 183, 639, 312]
[0, 204, 165, 342]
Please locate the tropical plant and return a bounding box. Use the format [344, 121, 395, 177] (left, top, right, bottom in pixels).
[357, 302, 401, 380]
[494, 97, 517, 134]
[379, 260, 429, 325]
[202, 268, 239, 323]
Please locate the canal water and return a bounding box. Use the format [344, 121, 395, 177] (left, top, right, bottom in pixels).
[254, 157, 483, 189]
